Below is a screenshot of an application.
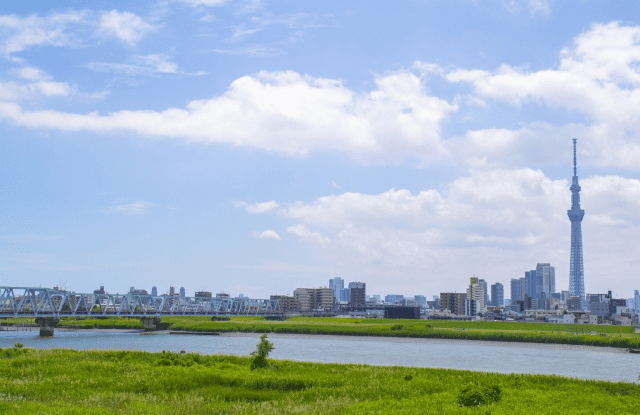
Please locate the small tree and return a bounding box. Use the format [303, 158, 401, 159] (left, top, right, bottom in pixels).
[250, 333, 274, 370]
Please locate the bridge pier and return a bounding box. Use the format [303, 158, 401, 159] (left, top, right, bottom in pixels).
[35, 317, 60, 337]
[140, 316, 161, 331]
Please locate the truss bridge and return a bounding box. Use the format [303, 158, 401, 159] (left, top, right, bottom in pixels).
[0, 286, 281, 336]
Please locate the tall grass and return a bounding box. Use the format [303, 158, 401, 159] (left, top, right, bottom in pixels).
[0, 346, 638, 414]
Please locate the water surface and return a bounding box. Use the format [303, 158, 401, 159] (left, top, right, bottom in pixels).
[1, 330, 638, 383]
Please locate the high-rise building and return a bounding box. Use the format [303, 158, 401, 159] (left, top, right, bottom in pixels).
[329, 277, 344, 302]
[478, 279, 489, 307]
[524, 270, 539, 299]
[440, 292, 466, 315]
[151, 286, 157, 297]
[414, 295, 427, 306]
[348, 282, 366, 307]
[491, 283, 504, 307]
[567, 296, 583, 311]
[608, 291, 626, 317]
[536, 263, 555, 297]
[179, 287, 185, 298]
[270, 295, 300, 312]
[568, 139, 586, 300]
[293, 287, 334, 311]
[466, 277, 485, 316]
[635, 290, 640, 313]
[385, 294, 404, 304]
[510, 278, 523, 303]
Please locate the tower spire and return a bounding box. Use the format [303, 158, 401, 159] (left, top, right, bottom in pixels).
[573, 138, 577, 177]
[568, 138, 585, 302]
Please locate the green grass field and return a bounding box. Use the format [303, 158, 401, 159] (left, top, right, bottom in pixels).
[0, 344, 638, 414]
[161, 316, 640, 349]
[3, 316, 640, 348]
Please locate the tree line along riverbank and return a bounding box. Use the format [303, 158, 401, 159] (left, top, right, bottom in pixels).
[0, 344, 638, 414]
[2, 316, 640, 349]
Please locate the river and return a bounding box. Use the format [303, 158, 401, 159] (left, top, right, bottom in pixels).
[1, 330, 638, 383]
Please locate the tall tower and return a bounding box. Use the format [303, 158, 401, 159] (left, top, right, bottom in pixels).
[568, 138, 585, 300]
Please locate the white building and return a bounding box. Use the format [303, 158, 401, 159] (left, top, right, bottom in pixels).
[466, 277, 486, 316]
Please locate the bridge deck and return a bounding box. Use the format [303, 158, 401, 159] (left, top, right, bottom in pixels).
[0, 287, 281, 319]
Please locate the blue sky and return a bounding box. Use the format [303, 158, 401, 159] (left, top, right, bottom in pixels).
[1, 0, 640, 300]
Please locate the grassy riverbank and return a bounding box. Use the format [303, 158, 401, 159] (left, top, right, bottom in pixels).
[0, 345, 638, 414]
[162, 316, 640, 349]
[3, 316, 640, 348]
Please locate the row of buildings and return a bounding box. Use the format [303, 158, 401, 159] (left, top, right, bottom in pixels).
[435, 271, 637, 325]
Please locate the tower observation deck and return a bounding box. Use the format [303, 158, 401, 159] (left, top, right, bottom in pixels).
[568, 138, 585, 300]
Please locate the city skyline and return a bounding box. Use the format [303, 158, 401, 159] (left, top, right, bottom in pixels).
[1, 1, 640, 299]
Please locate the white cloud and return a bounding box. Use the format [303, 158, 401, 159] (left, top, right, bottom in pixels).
[287, 224, 331, 245]
[0, 70, 456, 164]
[0, 66, 73, 101]
[446, 22, 640, 125]
[100, 201, 154, 215]
[96, 10, 156, 45]
[85, 54, 206, 77]
[209, 45, 286, 56]
[436, 21, 640, 169]
[235, 200, 279, 213]
[0, 11, 87, 54]
[16, 66, 50, 81]
[177, 0, 231, 7]
[249, 169, 640, 294]
[251, 230, 281, 240]
[238, 0, 263, 14]
[502, 0, 551, 16]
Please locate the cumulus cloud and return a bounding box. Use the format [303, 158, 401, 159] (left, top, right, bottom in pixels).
[96, 10, 156, 45]
[0, 70, 456, 163]
[0, 81, 71, 100]
[0, 66, 73, 100]
[446, 22, 640, 124]
[100, 201, 154, 215]
[287, 224, 331, 245]
[0, 11, 87, 54]
[251, 230, 281, 240]
[246, 169, 640, 294]
[431, 21, 640, 169]
[283, 169, 567, 247]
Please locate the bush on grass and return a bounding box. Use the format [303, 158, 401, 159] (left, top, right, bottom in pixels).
[457, 382, 502, 407]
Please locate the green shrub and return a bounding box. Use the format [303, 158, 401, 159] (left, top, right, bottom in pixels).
[250, 333, 274, 370]
[390, 324, 404, 330]
[457, 382, 502, 407]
